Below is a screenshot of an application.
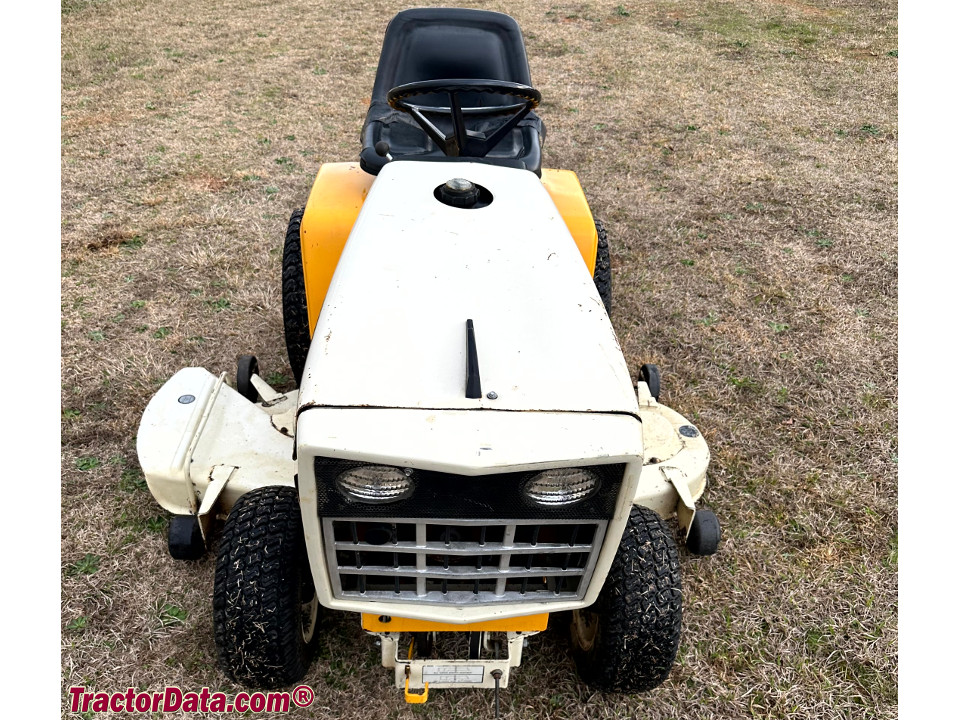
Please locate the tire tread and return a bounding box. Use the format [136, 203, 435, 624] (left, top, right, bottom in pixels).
[593, 219, 612, 315]
[282, 209, 310, 386]
[213, 486, 317, 688]
[572, 505, 682, 692]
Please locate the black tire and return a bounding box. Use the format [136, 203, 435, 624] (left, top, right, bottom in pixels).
[236, 354, 260, 402]
[570, 505, 682, 692]
[213, 486, 319, 688]
[168, 514, 205, 560]
[640, 363, 661, 402]
[593, 219, 612, 315]
[282, 208, 310, 386]
[687, 507, 721, 556]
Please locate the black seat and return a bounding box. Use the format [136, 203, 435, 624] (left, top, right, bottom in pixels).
[359, 8, 545, 176]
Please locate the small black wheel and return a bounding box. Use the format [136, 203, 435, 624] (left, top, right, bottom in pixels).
[168, 514, 205, 560]
[236, 355, 260, 402]
[640, 363, 661, 402]
[570, 505, 682, 692]
[414, 632, 434, 658]
[687, 507, 721, 556]
[213, 486, 320, 688]
[282, 208, 311, 386]
[593, 219, 612, 316]
[468, 631, 483, 660]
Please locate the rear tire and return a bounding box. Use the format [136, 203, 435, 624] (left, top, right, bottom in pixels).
[282, 209, 310, 386]
[593, 219, 612, 315]
[213, 486, 319, 688]
[570, 505, 682, 692]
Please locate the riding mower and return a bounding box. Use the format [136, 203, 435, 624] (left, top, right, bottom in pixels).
[137, 7, 720, 708]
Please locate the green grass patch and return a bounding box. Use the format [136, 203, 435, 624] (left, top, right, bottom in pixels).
[206, 298, 231, 312]
[691, 4, 825, 52]
[145, 515, 167, 533]
[76, 456, 100, 471]
[120, 468, 147, 492]
[68, 553, 101, 576]
[158, 602, 188, 627]
[728, 374, 760, 393]
[698, 311, 719, 326]
[62, 0, 105, 14]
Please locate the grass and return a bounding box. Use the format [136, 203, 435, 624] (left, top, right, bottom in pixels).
[61, 0, 897, 718]
[158, 602, 188, 627]
[67, 554, 100, 576]
[75, 457, 100, 471]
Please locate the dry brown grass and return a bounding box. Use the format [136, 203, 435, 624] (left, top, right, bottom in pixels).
[62, 0, 897, 717]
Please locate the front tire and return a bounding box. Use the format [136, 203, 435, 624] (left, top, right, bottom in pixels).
[213, 486, 319, 688]
[570, 505, 682, 692]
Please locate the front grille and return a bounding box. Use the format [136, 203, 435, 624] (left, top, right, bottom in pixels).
[322, 518, 607, 605]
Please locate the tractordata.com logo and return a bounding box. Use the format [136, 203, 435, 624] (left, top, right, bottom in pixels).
[67, 685, 316, 713]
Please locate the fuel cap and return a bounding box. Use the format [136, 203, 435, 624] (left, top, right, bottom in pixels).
[439, 177, 479, 208]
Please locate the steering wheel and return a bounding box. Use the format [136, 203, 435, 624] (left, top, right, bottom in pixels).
[386, 79, 541, 158]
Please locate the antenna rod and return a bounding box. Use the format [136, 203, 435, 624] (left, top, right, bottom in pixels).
[465, 319, 482, 399]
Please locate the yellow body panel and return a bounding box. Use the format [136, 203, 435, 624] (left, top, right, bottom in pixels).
[361, 613, 549, 633]
[540, 168, 599, 273]
[300, 163, 375, 335]
[300, 165, 597, 337]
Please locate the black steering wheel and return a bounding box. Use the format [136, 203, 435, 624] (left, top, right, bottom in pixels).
[386, 79, 541, 158]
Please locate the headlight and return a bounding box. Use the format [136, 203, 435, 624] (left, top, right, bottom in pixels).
[522, 468, 600, 506]
[335, 465, 414, 504]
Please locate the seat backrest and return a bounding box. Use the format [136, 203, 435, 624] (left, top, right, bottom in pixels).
[371, 8, 533, 108]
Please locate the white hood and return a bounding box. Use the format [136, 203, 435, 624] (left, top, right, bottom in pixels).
[298, 161, 639, 417]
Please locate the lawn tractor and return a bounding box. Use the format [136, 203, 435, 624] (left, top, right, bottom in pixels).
[137, 7, 721, 708]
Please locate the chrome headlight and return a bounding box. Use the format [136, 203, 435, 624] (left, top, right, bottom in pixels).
[522, 468, 600, 506]
[335, 465, 414, 504]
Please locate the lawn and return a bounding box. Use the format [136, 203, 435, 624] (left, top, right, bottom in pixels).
[61, 0, 897, 717]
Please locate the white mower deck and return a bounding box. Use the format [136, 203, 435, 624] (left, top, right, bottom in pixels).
[138, 369, 709, 548]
